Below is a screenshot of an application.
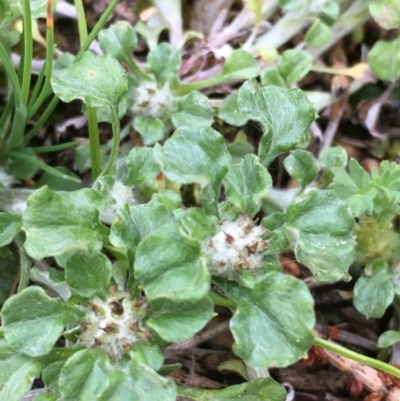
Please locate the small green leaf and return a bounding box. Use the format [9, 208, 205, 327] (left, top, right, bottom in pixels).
[0, 213, 21, 246]
[277, 49, 312, 85]
[124, 147, 160, 185]
[331, 159, 377, 217]
[2, 287, 83, 357]
[65, 251, 112, 299]
[260, 69, 286, 87]
[23, 187, 108, 259]
[223, 154, 272, 216]
[176, 207, 217, 241]
[0, 339, 42, 401]
[59, 349, 112, 401]
[218, 93, 249, 127]
[154, 127, 230, 187]
[305, 19, 331, 48]
[98, 359, 176, 401]
[221, 49, 260, 81]
[133, 116, 165, 145]
[230, 272, 315, 368]
[368, 37, 400, 81]
[285, 190, 355, 281]
[110, 198, 175, 262]
[284, 149, 318, 186]
[237, 80, 315, 166]
[51, 51, 128, 108]
[134, 223, 210, 302]
[378, 330, 400, 348]
[354, 262, 394, 318]
[148, 296, 214, 342]
[178, 377, 286, 401]
[369, 0, 400, 30]
[171, 91, 213, 128]
[227, 141, 255, 164]
[321, 2, 340, 22]
[129, 344, 163, 372]
[319, 147, 348, 170]
[98, 21, 138, 59]
[147, 43, 181, 86]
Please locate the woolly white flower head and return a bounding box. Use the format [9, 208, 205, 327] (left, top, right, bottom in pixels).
[79, 290, 150, 362]
[131, 81, 175, 119]
[202, 215, 267, 281]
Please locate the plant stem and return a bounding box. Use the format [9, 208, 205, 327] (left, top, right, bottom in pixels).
[73, 0, 88, 45]
[209, 290, 236, 309]
[102, 107, 121, 177]
[314, 337, 400, 378]
[21, 0, 33, 107]
[16, 234, 31, 293]
[27, 0, 55, 120]
[76, 0, 120, 60]
[87, 107, 102, 180]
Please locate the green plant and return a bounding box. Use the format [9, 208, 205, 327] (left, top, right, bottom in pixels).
[2, 73, 400, 399]
[1, 1, 400, 400]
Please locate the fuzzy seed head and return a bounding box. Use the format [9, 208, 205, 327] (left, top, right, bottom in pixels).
[202, 216, 267, 281]
[78, 291, 150, 362]
[131, 81, 175, 119]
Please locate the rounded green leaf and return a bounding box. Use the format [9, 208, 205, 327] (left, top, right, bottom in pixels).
[1, 287, 82, 357]
[305, 19, 331, 48]
[284, 149, 318, 186]
[378, 330, 400, 348]
[369, 0, 400, 30]
[223, 154, 272, 216]
[354, 263, 394, 318]
[221, 49, 260, 81]
[98, 21, 138, 59]
[285, 190, 355, 281]
[231, 272, 315, 368]
[277, 49, 312, 85]
[218, 93, 249, 127]
[154, 126, 230, 187]
[59, 349, 112, 401]
[66, 251, 112, 299]
[22, 187, 108, 259]
[124, 147, 161, 186]
[238, 80, 315, 166]
[134, 224, 210, 302]
[148, 296, 214, 342]
[319, 146, 348, 170]
[321, 2, 340, 22]
[0, 213, 21, 247]
[98, 359, 176, 401]
[368, 38, 400, 81]
[110, 198, 176, 263]
[133, 117, 165, 145]
[260, 68, 286, 87]
[171, 91, 213, 128]
[0, 339, 42, 401]
[177, 207, 217, 241]
[51, 51, 128, 108]
[147, 43, 181, 86]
